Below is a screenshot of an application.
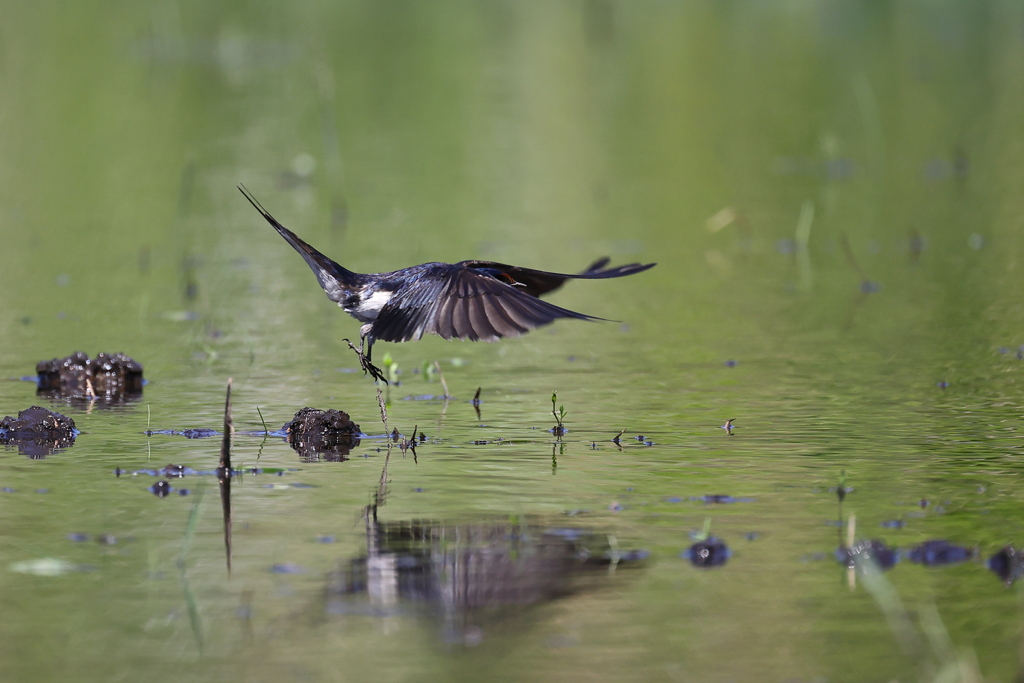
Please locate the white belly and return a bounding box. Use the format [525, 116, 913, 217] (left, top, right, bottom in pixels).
[346, 289, 394, 322]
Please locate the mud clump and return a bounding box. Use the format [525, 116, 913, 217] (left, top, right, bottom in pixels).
[282, 408, 361, 462]
[0, 406, 77, 458]
[687, 537, 730, 567]
[989, 546, 1024, 585]
[908, 539, 975, 566]
[36, 352, 144, 403]
[836, 540, 899, 570]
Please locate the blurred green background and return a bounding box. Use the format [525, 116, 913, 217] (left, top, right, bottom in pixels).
[3, 2, 1024, 682]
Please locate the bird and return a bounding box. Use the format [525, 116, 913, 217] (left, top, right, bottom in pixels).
[239, 185, 655, 383]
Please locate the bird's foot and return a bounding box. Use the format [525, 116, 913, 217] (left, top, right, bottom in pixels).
[360, 356, 387, 384]
[343, 339, 388, 384]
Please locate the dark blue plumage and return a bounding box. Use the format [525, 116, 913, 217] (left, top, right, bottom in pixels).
[239, 186, 655, 382]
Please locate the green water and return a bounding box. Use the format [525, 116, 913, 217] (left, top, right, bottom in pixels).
[3, 2, 1024, 681]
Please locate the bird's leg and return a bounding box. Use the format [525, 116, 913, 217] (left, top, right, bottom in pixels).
[342, 336, 387, 384]
[362, 338, 388, 384]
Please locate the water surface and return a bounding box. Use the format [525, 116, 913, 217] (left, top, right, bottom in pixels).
[2, 3, 1024, 682]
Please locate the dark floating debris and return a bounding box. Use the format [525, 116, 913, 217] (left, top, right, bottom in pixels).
[907, 540, 974, 567]
[860, 281, 882, 294]
[162, 464, 186, 478]
[694, 494, 753, 504]
[720, 418, 736, 435]
[283, 407, 362, 462]
[150, 480, 173, 497]
[0, 406, 77, 458]
[36, 352, 143, 404]
[723, 359, 738, 368]
[988, 546, 1024, 585]
[686, 537, 730, 567]
[127, 464, 290, 479]
[836, 540, 899, 570]
[146, 428, 218, 439]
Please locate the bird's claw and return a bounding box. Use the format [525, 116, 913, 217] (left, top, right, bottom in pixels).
[361, 357, 388, 384]
[343, 338, 388, 384]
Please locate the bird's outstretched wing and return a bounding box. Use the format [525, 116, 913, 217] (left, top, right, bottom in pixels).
[371, 266, 605, 343]
[456, 259, 656, 297]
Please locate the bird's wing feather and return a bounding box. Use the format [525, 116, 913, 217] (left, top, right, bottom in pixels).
[238, 185, 362, 300]
[457, 259, 656, 297]
[371, 267, 603, 343]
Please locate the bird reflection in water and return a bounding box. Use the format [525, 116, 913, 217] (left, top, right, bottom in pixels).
[325, 512, 647, 645]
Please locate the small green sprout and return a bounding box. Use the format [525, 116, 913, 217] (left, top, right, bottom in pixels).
[551, 391, 567, 435]
[382, 353, 399, 385]
[837, 469, 850, 503]
[691, 517, 713, 542]
[421, 360, 436, 382]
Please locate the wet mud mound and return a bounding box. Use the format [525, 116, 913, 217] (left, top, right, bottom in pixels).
[989, 546, 1024, 585]
[0, 406, 77, 458]
[687, 537, 730, 567]
[36, 352, 144, 404]
[282, 408, 361, 461]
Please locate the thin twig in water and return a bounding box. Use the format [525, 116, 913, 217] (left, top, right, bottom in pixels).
[399, 425, 418, 462]
[433, 361, 449, 398]
[607, 533, 620, 576]
[218, 379, 234, 575]
[377, 444, 392, 505]
[839, 232, 869, 283]
[219, 379, 233, 471]
[612, 428, 627, 444]
[177, 487, 206, 654]
[254, 406, 269, 463]
[376, 388, 388, 432]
